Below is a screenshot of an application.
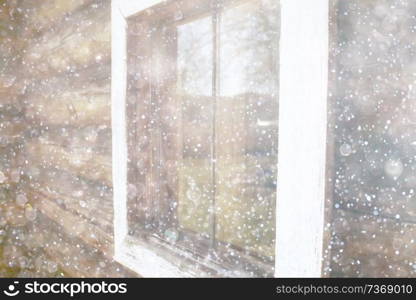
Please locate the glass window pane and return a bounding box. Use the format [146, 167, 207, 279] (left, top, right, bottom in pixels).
[177, 16, 215, 239]
[216, 0, 279, 261]
[126, 0, 279, 277]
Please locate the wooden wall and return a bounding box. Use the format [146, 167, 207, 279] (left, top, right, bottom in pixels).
[0, 0, 134, 277]
[0, 0, 28, 277]
[326, 0, 416, 277]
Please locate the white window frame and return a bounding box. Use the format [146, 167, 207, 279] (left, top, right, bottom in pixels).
[112, 0, 329, 277]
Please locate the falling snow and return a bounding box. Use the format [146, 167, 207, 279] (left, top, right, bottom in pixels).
[0, 0, 415, 278]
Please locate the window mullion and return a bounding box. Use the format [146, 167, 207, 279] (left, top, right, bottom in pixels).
[275, 0, 329, 277]
[210, 0, 220, 248]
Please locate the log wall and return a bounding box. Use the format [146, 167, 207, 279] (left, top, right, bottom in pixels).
[0, 0, 134, 277]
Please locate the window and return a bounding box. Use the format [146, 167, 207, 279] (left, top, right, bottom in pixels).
[112, 0, 329, 277]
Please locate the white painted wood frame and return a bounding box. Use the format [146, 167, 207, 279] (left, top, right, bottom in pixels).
[275, 0, 329, 277]
[112, 0, 329, 278]
[112, 0, 191, 277]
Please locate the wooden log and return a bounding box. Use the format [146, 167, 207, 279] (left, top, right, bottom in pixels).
[0, 120, 24, 138]
[330, 208, 416, 277]
[0, 121, 24, 147]
[0, 144, 24, 185]
[24, 84, 110, 127]
[27, 214, 135, 277]
[27, 62, 111, 92]
[16, 0, 96, 38]
[0, 202, 27, 227]
[31, 193, 113, 259]
[24, 125, 112, 157]
[25, 140, 112, 186]
[37, 188, 113, 233]
[21, 2, 110, 76]
[24, 169, 113, 232]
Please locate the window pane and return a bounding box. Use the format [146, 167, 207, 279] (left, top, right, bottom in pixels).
[177, 16, 215, 239]
[126, 0, 279, 277]
[216, 0, 279, 260]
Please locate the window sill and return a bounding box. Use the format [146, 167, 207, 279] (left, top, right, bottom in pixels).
[115, 235, 261, 278]
[115, 236, 194, 278]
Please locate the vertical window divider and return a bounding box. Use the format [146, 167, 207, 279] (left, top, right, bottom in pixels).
[274, 0, 329, 277]
[210, 0, 221, 249]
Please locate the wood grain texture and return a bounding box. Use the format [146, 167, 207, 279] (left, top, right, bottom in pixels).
[25, 84, 111, 127]
[20, 0, 110, 77]
[1, 0, 126, 277]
